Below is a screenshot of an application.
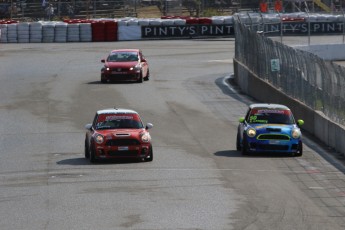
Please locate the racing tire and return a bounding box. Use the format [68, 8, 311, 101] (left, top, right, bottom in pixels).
[241, 137, 248, 155]
[145, 145, 153, 162]
[294, 142, 303, 157]
[236, 133, 241, 151]
[101, 75, 107, 83]
[137, 72, 143, 83]
[89, 145, 97, 163]
[84, 139, 90, 159]
[144, 69, 150, 81]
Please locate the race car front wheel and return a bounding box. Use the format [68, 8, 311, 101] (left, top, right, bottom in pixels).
[236, 133, 241, 151]
[144, 69, 150, 81]
[144, 145, 153, 162]
[101, 75, 107, 83]
[137, 72, 143, 83]
[89, 144, 97, 163]
[84, 139, 90, 159]
[294, 142, 303, 157]
[241, 137, 248, 155]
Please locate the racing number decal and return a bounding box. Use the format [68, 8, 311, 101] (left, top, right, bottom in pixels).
[249, 115, 268, 124]
[249, 115, 257, 123]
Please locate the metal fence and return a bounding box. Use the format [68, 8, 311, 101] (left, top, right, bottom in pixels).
[234, 17, 345, 126]
[0, 0, 141, 20]
[0, 0, 242, 21]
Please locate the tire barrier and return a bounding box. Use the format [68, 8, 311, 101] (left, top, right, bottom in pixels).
[0, 16, 234, 43]
[30, 22, 43, 43]
[7, 23, 17, 43]
[55, 22, 67, 43]
[104, 21, 117, 41]
[42, 22, 55, 43]
[17, 22, 30, 43]
[1, 13, 345, 43]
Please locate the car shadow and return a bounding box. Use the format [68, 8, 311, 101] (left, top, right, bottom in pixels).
[214, 150, 295, 158]
[86, 81, 142, 85]
[214, 150, 242, 157]
[57, 157, 147, 165]
[86, 81, 102, 84]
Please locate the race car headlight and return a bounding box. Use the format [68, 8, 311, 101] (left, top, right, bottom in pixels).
[246, 128, 256, 138]
[105, 67, 110, 71]
[95, 134, 104, 144]
[130, 64, 141, 71]
[291, 128, 301, 139]
[140, 132, 151, 143]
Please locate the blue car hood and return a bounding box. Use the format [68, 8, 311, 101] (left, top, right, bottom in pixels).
[249, 123, 298, 135]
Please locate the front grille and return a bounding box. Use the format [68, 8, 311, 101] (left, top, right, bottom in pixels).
[108, 150, 138, 157]
[257, 134, 290, 140]
[109, 74, 137, 80]
[111, 68, 129, 72]
[106, 139, 140, 146]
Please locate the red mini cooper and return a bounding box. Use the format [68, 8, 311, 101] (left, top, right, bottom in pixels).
[100, 49, 150, 83]
[84, 108, 153, 163]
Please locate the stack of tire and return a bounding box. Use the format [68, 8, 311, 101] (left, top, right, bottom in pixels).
[54, 22, 67, 43]
[64, 19, 92, 42]
[80, 22, 92, 42]
[91, 20, 118, 42]
[67, 23, 80, 42]
[91, 21, 105, 42]
[42, 22, 55, 43]
[30, 22, 43, 43]
[104, 21, 117, 41]
[0, 24, 8, 43]
[17, 22, 30, 43]
[7, 23, 17, 43]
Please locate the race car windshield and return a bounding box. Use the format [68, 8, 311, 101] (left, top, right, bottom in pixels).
[247, 109, 295, 124]
[107, 52, 139, 62]
[95, 114, 144, 130]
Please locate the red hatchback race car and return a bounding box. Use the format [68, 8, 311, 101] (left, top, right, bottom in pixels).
[84, 108, 153, 163]
[100, 49, 150, 83]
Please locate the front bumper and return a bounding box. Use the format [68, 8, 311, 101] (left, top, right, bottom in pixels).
[93, 144, 151, 159]
[101, 70, 141, 82]
[245, 138, 301, 153]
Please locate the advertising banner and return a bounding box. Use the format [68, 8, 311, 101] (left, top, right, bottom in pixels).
[142, 24, 234, 38]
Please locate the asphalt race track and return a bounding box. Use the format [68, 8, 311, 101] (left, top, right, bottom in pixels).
[1, 39, 345, 230]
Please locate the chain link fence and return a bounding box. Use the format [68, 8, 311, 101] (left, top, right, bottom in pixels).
[234, 17, 345, 126]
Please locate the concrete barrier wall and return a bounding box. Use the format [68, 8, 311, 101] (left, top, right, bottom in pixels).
[294, 44, 345, 61]
[234, 58, 345, 156]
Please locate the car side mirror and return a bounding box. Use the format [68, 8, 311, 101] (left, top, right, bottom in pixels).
[142, 58, 146, 62]
[239, 117, 245, 123]
[101, 59, 105, 63]
[85, 124, 93, 130]
[146, 123, 153, 130]
[297, 119, 304, 126]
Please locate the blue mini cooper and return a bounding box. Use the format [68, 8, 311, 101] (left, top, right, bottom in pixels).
[237, 103, 304, 156]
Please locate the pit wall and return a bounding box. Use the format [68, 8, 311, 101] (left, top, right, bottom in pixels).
[234, 59, 345, 156]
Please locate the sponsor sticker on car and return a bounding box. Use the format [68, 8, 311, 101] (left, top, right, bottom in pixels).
[118, 146, 129, 151]
[269, 140, 282, 145]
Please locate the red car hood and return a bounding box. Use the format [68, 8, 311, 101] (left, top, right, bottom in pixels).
[105, 61, 138, 68]
[97, 129, 145, 140]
